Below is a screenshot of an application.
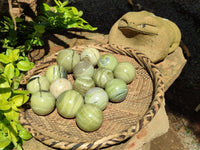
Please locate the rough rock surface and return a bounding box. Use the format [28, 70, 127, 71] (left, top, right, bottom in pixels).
[109, 11, 181, 63]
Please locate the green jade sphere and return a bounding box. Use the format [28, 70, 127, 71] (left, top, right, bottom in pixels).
[81, 47, 100, 66]
[73, 61, 94, 79]
[85, 87, 109, 110]
[56, 90, 84, 118]
[30, 91, 55, 115]
[105, 78, 128, 102]
[57, 49, 80, 73]
[93, 68, 114, 88]
[50, 78, 72, 98]
[27, 75, 50, 94]
[76, 104, 103, 132]
[114, 62, 136, 84]
[98, 54, 118, 71]
[45, 65, 67, 83]
[73, 76, 95, 96]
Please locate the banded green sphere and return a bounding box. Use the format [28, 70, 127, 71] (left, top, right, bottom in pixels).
[73, 61, 94, 79]
[105, 78, 128, 103]
[98, 54, 118, 71]
[56, 90, 84, 118]
[45, 65, 67, 83]
[81, 47, 100, 66]
[50, 78, 72, 98]
[27, 75, 50, 94]
[85, 87, 108, 110]
[73, 77, 95, 96]
[93, 68, 114, 88]
[76, 104, 103, 132]
[30, 91, 55, 115]
[57, 49, 80, 73]
[114, 62, 136, 84]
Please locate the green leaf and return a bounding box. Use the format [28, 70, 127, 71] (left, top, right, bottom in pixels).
[9, 49, 20, 62]
[4, 109, 19, 122]
[42, 3, 51, 12]
[0, 121, 11, 149]
[0, 77, 11, 100]
[5, 49, 12, 57]
[16, 45, 26, 53]
[14, 68, 20, 77]
[10, 95, 24, 107]
[62, 0, 69, 7]
[0, 54, 10, 64]
[12, 90, 29, 96]
[10, 90, 30, 106]
[23, 94, 30, 105]
[71, 7, 78, 15]
[0, 99, 11, 111]
[1, 39, 10, 49]
[4, 63, 15, 80]
[34, 24, 45, 34]
[12, 77, 21, 90]
[0, 139, 11, 150]
[7, 121, 22, 150]
[11, 105, 19, 112]
[78, 10, 83, 17]
[16, 123, 32, 140]
[54, 0, 62, 7]
[0, 63, 4, 73]
[16, 60, 34, 71]
[6, 49, 20, 63]
[8, 30, 18, 47]
[15, 17, 25, 23]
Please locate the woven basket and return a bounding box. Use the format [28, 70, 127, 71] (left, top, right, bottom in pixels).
[19, 44, 165, 150]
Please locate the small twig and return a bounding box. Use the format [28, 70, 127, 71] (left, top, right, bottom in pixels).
[180, 40, 191, 59]
[127, 0, 142, 10]
[127, 0, 134, 6]
[8, 0, 17, 30]
[195, 104, 200, 112]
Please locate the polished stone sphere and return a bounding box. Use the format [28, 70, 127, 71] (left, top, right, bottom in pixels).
[114, 62, 136, 84]
[93, 67, 114, 88]
[85, 87, 109, 110]
[81, 47, 100, 66]
[27, 75, 50, 94]
[45, 65, 67, 83]
[50, 78, 72, 98]
[73, 61, 94, 79]
[73, 76, 95, 96]
[30, 91, 55, 115]
[98, 54, 118, 71]
[56, 90, 84, 118]
[57, 49, 80, 73]
[76, 104, 103, 132]
[105, 78, 128, 102]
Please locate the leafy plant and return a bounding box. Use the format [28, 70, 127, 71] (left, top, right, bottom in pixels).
[0, 87, 32, 150]
[0, 0, 97, 52]
[0, 16, 18, 48]
[0, 1, 97, 149]
[0, 47, 34, 89]
[0, 17, 45, 52]
[37, 0, 97, 31]
[0, 47, 34, 150]
[24, 24, 45, 51]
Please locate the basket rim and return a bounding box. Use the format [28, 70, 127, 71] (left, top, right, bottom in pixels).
[19, 43, 165, 149]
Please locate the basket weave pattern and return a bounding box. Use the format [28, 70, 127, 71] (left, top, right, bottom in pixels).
[19, 44, 165, 149]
